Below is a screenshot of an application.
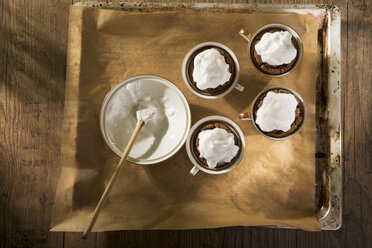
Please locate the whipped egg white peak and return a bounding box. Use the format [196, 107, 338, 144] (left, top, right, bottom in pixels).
[193, 48, 231, 90]
[197, 128, 239, 168]
[255, 91, 298, 132]
[255, 31, 297, 66]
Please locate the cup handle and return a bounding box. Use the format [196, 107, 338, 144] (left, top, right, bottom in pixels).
[234, 83, 244, 92]
[239, 112, 252, 121]
[190, 166, 199, 176]
[239, 29, 252, 43]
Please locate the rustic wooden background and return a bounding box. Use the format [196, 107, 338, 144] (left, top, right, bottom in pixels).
[0, 0, 371, 247]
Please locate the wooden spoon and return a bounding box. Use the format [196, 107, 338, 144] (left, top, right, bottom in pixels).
[82, 108, 156, 239]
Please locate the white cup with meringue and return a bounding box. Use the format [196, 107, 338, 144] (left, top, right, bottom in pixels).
[239, 87, 306, 140]
[182, 42, 244, 99]
[239, 24, 303, 76]
[186, 116, 245, 175]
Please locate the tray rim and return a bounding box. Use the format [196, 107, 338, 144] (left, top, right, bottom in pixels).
[74, 2, 342, 231]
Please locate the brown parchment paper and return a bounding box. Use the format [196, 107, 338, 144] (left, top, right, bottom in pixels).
[51, 6, 321, 232]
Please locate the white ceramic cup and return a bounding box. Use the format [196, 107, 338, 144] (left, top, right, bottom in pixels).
[186, 116, 245, 175]
[239, 86, 306, 140]
[239, 24, 303, 77]
[182, 42, 244, 99]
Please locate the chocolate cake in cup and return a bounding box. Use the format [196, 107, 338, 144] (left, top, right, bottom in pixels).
[239, 87, 306, 140]
[186, 116, 245, 175]
[194, 122, 239, 168]
[182, 42, 243, 99]
[239, 24, 303, 77]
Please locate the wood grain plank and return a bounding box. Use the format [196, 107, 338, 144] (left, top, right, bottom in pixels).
[296, 230, 346, 248]
[251, 228, 296, 248]
[0, 1, 7, 247]
[96, 227, 249, 248]
[96, 231, 122, 247]
[49, 232, 64, 248]
[0, 0, 69, 247]
[178, 228, 230, 248]
[64, 233, 97, 248]
[361, 1, 372, 247]
[97, 230, 179, 248]
[234, 227, 252, 248]
[344, 0, 372, 247]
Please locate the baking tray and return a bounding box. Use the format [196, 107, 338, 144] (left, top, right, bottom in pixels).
[75, 2, 342, 231]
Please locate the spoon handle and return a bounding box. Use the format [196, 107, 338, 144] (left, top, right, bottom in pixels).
[82, 120, 145, 239]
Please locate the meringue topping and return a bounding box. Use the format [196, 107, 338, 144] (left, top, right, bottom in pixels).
[197, 128, 239, 168]
[192, 48, 232, 90]
[255, 91, 298, 132]
[255, 31, 297, 66]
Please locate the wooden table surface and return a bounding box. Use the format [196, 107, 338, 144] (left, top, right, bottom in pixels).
[1, 0, 371, 247]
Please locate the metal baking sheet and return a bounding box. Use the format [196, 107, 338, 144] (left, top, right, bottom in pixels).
[74, 2, 342, 231]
